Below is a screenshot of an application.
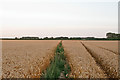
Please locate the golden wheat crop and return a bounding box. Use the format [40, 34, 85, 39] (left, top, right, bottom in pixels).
[62, 40, 107, 78]
[82, 41, 119, 55]
[82, 41, 118, 78]
[2, 40, 60, 78]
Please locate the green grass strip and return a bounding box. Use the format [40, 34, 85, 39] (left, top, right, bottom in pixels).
[41, 41, 71, 79]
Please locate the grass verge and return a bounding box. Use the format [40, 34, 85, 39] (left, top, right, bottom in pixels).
[41, 41, 71, 79]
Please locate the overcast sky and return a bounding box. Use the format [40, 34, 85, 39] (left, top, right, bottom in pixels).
[0, 0, 119, 38]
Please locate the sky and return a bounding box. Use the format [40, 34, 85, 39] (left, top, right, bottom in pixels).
[0, 0, 119, 38]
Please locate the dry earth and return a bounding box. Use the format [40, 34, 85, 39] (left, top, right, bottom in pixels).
[2, 40, 60, 78]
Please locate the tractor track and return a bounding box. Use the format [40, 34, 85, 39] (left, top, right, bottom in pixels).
[95, 46, 118, 55]
[81, 42, 110, 79]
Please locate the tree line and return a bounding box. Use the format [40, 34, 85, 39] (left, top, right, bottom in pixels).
[1, 36, 120, 40]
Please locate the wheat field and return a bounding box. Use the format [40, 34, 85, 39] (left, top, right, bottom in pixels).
[81, 41, 119, 55]
[1, 40, 119, 78]
[2, 40, 60, 78]
[63, 40, 119, 78]
[62, 40, 108, 78]
[82, 41, 118, 78]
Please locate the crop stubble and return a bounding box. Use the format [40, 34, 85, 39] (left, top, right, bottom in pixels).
[2, 40, 60, 78]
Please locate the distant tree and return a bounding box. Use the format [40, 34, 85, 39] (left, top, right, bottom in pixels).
[15, 37, 18, 40]
[49, 37, 54, 40]
[43, 37, 49, 40]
